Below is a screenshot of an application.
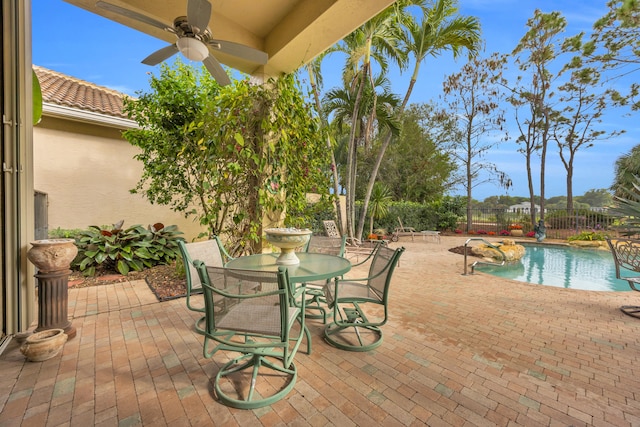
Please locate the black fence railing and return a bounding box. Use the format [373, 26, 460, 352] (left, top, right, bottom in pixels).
[458, 208, 620, 240]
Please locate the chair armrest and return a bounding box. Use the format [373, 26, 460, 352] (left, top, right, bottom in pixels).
[212, 235, 235, 262]
[350, 240, 385, 267]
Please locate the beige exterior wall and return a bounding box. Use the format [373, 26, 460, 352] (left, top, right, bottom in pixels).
[33, 116, 207, 241]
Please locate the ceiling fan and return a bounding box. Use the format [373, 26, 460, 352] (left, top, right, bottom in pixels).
[96, 0, 268, 86]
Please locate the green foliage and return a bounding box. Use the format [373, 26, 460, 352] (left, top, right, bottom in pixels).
[72, 220, 183, 277]
[123, 60, 331, 255]
[567, 231, 607, 241]
[48, 227, 85, 239]
[567, 0, 640, 110]
[612, 146, 640, 198]
[575, 189, 613, 207]
[369, 103, 456, 203]
[355, 196, 465, 239]
[611, 175, 640, 235]
[286, 198, 336, 233]
[367, 183, 392, 234]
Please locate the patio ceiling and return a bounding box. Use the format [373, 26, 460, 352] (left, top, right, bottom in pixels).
[62, 0, 395, 78]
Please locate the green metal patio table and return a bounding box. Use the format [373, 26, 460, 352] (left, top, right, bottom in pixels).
[225, 252, 351, 284]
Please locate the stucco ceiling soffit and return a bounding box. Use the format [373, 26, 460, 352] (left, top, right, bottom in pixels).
[263, 0, 393, 76]
[63, 0, 395, 78]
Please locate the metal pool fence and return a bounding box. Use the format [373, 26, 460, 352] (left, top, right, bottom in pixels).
[458, 208, 629, 240]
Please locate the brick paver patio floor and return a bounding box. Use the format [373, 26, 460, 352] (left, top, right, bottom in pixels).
[1, 236, 640, 426]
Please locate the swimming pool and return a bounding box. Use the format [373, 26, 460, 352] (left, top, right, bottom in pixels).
[475, 243, 633, 292]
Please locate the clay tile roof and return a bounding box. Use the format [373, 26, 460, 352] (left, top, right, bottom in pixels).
[33, 65, 129, 119]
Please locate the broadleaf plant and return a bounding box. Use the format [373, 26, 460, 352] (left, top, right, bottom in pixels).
[72, 220, 183, 276]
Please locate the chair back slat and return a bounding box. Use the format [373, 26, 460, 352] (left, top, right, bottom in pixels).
[367, 245, 402, 300]
[306, 235, 346, 257]
[197, 265, 289, 337]
[323, 220, 341, 238]
[180, 240, 225, 290]
[607, 238, 640, 277]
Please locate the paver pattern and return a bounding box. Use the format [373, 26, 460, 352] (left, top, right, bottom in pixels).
[2, 236, 640, 426]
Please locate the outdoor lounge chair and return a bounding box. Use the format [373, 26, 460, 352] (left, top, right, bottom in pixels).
[193, 263, 311, 409]
[606, 237, 640, 318]
[323, 244, 405, 351]
[303, 235, 347, 323]
[177, 237, 234, 334]
[322, 219, 382, 262]
[392, 217, 415, 241]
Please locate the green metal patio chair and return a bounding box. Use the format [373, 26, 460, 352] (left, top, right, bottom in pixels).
[303, 235, 347, 323]
[323, 244, 405, 351]
[193, 263, 311, 409]
[177, 237, 234, 334]
[606, 237, 640, 318]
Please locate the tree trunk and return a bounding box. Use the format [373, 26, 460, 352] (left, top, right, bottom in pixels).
[355, 78, 417, 241]
[566, 158, 574, 212]
[307, 64, 344, 234]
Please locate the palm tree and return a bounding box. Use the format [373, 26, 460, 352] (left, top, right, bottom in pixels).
[368, 183, 393, 235]
[305, 52, 344, 232]
[330, 4, 408, 243]
[324, 75, 401, 177]
[355, 0, 481, 240]
[612, 145, 640, 198]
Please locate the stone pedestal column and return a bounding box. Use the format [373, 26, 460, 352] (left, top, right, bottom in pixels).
[27, 239, 77, 339]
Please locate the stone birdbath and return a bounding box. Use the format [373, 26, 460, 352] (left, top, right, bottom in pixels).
[264, 228, 312, 265]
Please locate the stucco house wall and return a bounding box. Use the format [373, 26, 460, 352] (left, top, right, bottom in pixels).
[33, 67, 206, 241]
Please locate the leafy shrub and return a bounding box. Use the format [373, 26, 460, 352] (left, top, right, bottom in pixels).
[500, 230, 510, 236]
[72, 220, 183, 276]
[48, 227, 85, 239]
[567, 231, 607, 242]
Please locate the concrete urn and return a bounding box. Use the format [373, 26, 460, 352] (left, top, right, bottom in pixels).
[26, 239, 77, 273]
[20, 329, 67, 362]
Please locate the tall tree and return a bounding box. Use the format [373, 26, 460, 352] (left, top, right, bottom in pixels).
[305, 52, 344, 232]
[568, 0, 640, 109]
[355, 0, 481, 240]
[335, 5, 407, 243]
[551, 63, 624, 210]
[324, 74, 402, 202]
[506, 10, 566, 226]
[123, 62, 330, 255]
[366, 103, 457, 203]
[575, 188, 613, 207]
[442, 53, 511, 232]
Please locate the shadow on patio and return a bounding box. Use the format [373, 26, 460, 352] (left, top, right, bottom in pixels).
[2, 237, 640, 426]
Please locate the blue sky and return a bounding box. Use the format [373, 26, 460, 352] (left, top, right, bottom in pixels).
[33, 0, 639, 201]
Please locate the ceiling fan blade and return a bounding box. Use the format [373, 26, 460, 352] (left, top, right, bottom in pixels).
[96, 1, 171, 32]
[203, 55, 232, 86]
[187, 0, 212, 34]
[209, 39, 268, 65]
[142, 44, 179, 66]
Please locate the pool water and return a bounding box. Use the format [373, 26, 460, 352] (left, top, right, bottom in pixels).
[475, 244, 634, 292]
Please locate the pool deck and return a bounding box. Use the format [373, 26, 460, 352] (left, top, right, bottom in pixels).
[1, 236, 640, 426]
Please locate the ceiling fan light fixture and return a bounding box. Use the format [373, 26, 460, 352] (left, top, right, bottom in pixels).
[176, 37, 209, 61]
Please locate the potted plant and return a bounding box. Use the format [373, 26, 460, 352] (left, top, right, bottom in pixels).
[509, 224, 523, 237]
